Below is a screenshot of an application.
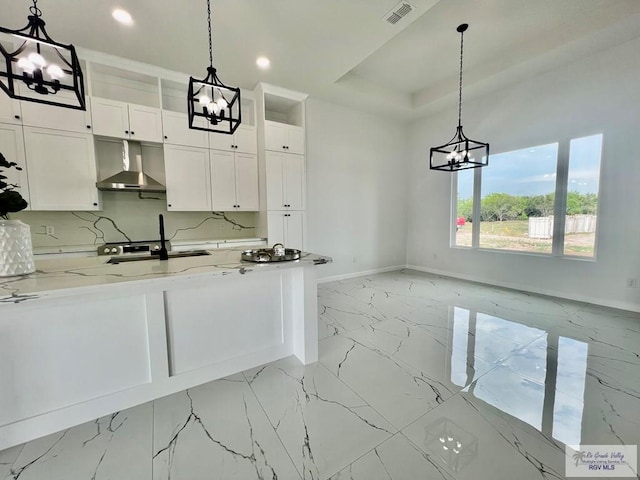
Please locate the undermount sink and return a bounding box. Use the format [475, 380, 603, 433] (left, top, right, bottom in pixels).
[106, 250, 211, 264]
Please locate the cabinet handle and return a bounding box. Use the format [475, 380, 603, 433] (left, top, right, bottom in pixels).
[164, 135, 168, 139]
[86, 125, 91, 129]
[14, 115, 20, 120]
[168, 204, 172, 207]
[131, 131, 135, 135]
[93, 202, 98, 206]
[125, 130, 129, 134]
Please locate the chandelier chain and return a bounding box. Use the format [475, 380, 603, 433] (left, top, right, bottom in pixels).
[458, 28, 464, 127]
[207, 0, 213, 68]
[29, 0, 42, 17]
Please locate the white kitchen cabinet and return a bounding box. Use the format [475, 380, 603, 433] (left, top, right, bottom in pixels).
[210, 150, 259, 211]
[209, 125, 257, 154]
[267, 211, 304, 250]
[265, 151, 305, 210]
[161, 111, 208, 148]
[91, 97, 163, 143]
[23, 127, 100, 210]
[165, 271, 285, 376]
[265, 121, 304, 154]
[20, 97, 93, 134]
[0, 96, 22, 125]
[164, 144, 212, 211]
[0, 123, 30, 208]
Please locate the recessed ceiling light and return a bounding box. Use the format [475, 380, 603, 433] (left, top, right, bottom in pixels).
[112, 8, 134, 26]
[256, 56, 271, 69]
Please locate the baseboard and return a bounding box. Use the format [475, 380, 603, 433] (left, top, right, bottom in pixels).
[317, 265, 405, 284]
[405, 264, 640, 313]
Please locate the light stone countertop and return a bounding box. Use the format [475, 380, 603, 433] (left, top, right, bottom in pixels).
[0, 248, 331, 305]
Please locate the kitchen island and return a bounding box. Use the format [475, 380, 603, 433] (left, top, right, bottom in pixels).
[0, 248, 331, 450]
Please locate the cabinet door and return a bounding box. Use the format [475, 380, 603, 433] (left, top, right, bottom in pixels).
[21, 98, 92, 134]
[0, 123, 30, 209]
[128, 105, 163, 143]
[264, 121, 288, 152]
[162, 111, 209, 148]
[234, 153, 259, 211]
[209, 131, 235, 152]
[210, 149, 236, 211]
[267, 212, 285, 246]
[164, 145, 211, 211]
[233, 125, 257, 154]
[90, 98, 130, 139]
[265, 151, 285, 209]
[287, 126, 305, 155]
[0, 96, 22, 125]
[283, 154, 305, 210]
[210, 125, 257, 154]
[285, 211, 304, 250]
[23, 127, 100, 210]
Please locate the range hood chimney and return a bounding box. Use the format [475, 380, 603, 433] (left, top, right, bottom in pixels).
[96, 140, 166, 192]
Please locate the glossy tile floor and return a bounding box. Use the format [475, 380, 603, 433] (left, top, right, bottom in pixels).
[2, 270, 639, 479]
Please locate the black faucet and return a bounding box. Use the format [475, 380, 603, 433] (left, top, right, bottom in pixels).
[158, 214, 169, 261]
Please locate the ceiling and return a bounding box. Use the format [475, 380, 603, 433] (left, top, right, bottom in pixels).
[3, 0, 640, 120]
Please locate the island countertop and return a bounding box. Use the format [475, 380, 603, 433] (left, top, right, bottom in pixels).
[0, 248, 332, 304]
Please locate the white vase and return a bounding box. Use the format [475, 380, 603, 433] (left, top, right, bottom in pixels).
[0, 219, 35, 277]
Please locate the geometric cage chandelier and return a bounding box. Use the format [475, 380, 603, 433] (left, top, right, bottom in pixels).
[0, 0, 86, 110]
[430, 23, 489, 172]
[188, 0, 241, 135]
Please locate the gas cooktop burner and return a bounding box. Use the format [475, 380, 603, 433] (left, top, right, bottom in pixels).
[97, 240, 172, 256]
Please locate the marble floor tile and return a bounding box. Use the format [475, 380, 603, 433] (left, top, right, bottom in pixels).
[3, 403, 152, 480]
[245, 357, 395, 480]
[0, 445, 23, 480]
[328, 433, 453, 480]
[402, 392, 570, 480]
[153, 373, 300, 480]
[320, 333, 457, 429]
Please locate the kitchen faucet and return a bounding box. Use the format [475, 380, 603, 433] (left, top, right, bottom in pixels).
[158, 214, 169, 261]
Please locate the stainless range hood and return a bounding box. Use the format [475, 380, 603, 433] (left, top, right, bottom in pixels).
[96, 140, 166, 192]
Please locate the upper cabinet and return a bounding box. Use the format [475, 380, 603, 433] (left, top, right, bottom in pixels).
[209, 125, 257, 154]
[264, 121, 304, 154]
[0, 95, 22, 125]
[210, 150, 259, 211]
[164, 144, 212, 211]
[91, 98, 163, 143]
[88, 63, 163, 143]
[162, 111, 208, 149]
[20, 97, 93, 134]
[0, 123, 30, 209]
[23, 127, 100, 211]
[265, 151, 305, 210]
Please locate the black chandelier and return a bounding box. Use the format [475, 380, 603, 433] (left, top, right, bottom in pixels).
[0, 0, 85, 110]
[188, 0, 241, 135]
[430, 24, 488, 172]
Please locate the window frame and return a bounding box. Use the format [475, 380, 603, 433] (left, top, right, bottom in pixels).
[451, 133, 604, 259]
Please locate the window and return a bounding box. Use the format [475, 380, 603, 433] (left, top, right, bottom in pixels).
[453, 134, 603, 258]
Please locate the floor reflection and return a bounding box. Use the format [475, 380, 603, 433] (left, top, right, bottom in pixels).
[450, 306, 588, 446]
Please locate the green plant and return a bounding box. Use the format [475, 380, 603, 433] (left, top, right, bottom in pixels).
[0, 152, 28, 219]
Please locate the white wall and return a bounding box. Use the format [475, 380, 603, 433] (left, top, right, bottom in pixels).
[406, 37, 640, 312]
[305, 98, 408, 280]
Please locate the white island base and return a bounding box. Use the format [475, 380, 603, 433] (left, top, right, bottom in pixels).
[0, 251, 328, 450]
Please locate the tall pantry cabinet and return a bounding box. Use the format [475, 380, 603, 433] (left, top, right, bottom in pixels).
[255, 84, 308, 251]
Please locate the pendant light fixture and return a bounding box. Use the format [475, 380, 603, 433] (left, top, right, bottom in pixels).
[430, 24, 488, 172]
[0, 0, 85, 110]
[188, 0, 241, 135]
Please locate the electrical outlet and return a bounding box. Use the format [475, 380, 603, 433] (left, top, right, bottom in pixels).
[627, 278, 638, 288]
[45, 225, 55, 236]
